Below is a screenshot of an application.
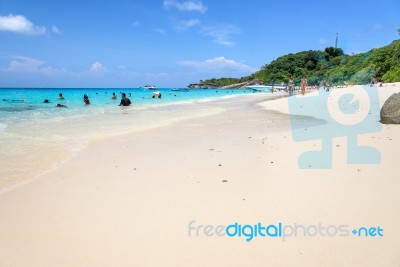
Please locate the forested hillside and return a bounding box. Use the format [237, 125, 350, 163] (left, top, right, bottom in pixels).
[197, 39, 400, 87]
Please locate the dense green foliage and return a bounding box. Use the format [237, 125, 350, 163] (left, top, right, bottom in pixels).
[200, 39, 400, 86]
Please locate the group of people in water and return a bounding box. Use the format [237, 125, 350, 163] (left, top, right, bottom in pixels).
[42, 93, 90, 107]
[42, 91, 143, 108]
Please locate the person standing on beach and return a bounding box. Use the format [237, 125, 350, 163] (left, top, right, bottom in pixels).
[288, 75, 295, 96]
[119, 93, 131, 106]
[300, 75, 308, 95]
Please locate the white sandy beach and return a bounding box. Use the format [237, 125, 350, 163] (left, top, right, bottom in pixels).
[0, 86, 399, 266]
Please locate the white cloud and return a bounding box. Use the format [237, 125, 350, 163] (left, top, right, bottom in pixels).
[201, 24, 240, 47]
[5, 56, 66, 75]
[182, 18, 200, 27]
[8, 56, 44, 72]
[178, 57, 257, 73]
[163, 0, 207, 13]
[89, 61, 106, 73]
[0, 14, 46, 35]
[51, 25, 61, 34]
[176, 18, 200, 30]
[132, 21, 140, 27]
[2, 56, 110, 78]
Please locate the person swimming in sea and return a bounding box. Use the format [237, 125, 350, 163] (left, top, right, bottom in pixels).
[83, 94, 90, 105]
[118, 93, 131, 106]
[56, 103, 67, 108]
[152, 91, 162, 99]
[58, 93, 64, 100]
[111, 92, 117, 100]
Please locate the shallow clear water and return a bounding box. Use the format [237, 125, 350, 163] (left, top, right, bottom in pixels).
[0, 87, 257, 190]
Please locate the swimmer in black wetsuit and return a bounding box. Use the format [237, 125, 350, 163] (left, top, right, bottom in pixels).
[118, 93, 131, 106]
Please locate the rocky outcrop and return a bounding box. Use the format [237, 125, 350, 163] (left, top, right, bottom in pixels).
[381, 92, 400, 124]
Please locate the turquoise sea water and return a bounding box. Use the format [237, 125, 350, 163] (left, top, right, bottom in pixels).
[0, 87, 256, 190]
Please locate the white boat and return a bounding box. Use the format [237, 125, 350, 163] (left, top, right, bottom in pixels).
[141, 85, 157, 90]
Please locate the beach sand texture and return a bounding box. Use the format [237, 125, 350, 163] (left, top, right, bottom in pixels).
[0, 86, 399, 266]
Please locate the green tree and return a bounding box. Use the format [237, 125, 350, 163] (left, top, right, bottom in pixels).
[330, 56, 342, 66]
[350, 69, 376, 84]
[382, 66, 400, 82]
[324, 47, 344, 61]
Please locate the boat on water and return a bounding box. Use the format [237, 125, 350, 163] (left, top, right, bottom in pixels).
[140, 85, 157, 90]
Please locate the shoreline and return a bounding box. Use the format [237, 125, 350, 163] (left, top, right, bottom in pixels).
[0, 88, 399, 266]
[0, 92, 286, 193]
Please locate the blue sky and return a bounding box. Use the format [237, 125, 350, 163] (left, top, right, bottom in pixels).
[0, 0, 399, 87]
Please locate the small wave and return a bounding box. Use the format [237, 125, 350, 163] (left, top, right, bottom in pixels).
[0, 105, 39, 112]
[0, 123, 7, 133]
[47, 116, 68, 123]
[127, 93, 249, 110]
